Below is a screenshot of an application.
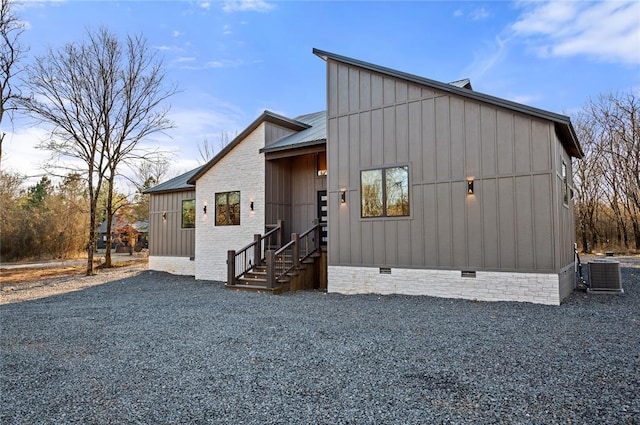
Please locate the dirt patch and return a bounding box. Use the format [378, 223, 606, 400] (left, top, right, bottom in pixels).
[0, 260, 148, 305]
[1, 265, 88, 286]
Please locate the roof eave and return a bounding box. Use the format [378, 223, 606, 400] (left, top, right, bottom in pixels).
[313, 48, 585, 158]
[187, 110, 311, 184]
[260, 138, 326, 154]
[143, 185, 195, 195]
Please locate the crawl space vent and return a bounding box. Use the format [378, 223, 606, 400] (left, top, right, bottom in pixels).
[588, 260, 623, 294]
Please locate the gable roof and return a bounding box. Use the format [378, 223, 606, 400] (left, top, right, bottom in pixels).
[187, 110, 310, 184]
[143, 166, 203, 194]
[313, 48, 583, 158]
[260, 110, 326, 153]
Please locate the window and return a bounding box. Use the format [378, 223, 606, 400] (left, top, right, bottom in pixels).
[361, 166, 409, 218]
[182, 200, 196, 228]
[215, 191, 240, 226]
[561, 161, 568, 206]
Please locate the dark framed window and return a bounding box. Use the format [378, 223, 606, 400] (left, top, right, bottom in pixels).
[215, 191, 240, 226]
[182, 200, 195, 228]
[561, 160, 568, 206]
[361, 166, 409, 218]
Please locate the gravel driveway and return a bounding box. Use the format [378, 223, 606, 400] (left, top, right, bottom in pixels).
[1, 267, 639, 424]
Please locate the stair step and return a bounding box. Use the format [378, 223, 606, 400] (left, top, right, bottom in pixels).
[226, 283, 286, 294]
[237, 276, 268, 285]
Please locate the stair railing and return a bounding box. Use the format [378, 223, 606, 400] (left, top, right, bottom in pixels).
[266, 219, 321, 288]
[227, 220, 283, 285]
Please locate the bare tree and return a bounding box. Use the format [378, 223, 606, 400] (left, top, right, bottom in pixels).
[131, 157, 171, 223]
[574, 90, 640, 253]
[573, 111, 604, 252]
[197, 131, 233, 163]
[0, 0, 27, 168]
[19, 27, 176, 274]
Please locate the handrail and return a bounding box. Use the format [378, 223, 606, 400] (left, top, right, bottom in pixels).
[227, 220, 283, 285]
[274, 239, 295, 256]
[271, 221, 321, 283]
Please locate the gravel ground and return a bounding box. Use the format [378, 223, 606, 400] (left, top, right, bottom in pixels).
[1, 266, 639, 424]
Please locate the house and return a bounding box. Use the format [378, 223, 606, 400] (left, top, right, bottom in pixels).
[145, 49, 583, 305]
[143, 166, 202, 275]
[97, 215, 148, 252]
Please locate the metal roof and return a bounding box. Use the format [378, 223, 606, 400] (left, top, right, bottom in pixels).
[313, 48, 583, 158]
[448, 78, 473, 90]
[143, 165, 202, 194]
[260, 110, 326, 153]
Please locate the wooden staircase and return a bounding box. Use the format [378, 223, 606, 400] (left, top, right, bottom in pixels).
[226, 226, 322, 294]
[227, 263, 291, 294]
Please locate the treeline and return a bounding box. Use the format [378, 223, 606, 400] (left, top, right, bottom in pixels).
[573, 90, 640, 253]
[0, 165, 160, 262]
[0, 173, 89, 261]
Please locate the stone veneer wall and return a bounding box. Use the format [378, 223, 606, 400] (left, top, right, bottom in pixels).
[195, 124, 266, 282]
[148, 256, 195, 276]
[558, 263, 576, 302]
[328, 266, 567, 305]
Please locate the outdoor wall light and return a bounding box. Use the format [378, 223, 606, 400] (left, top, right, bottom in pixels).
[467, 179, 474, 195]
[203, 205, 207, 214]
[162, 211, 167, 220]
[250, 201, 254, 211]
[340, 190, 346, 204]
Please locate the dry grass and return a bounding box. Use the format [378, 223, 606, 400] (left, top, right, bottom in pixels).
[0, 259, 148, 305]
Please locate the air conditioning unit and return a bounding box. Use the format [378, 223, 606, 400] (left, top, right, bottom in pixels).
[588, 260, 623, 294]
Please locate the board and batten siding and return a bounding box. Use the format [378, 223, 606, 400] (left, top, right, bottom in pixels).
[148, 190, 196, 257]
[265, 122, 297, 145]
[266, 152, 327, 237]
[326, 60, 573, 274]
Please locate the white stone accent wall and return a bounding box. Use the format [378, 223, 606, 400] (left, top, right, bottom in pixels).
[328, 266, 563, 305]
[195, 124, 266, 282]
[149, 256, 195, 276]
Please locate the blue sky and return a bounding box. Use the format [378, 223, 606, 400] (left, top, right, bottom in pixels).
[5, 0, 639, 187]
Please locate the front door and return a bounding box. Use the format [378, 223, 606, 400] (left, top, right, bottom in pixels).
[317, 190, 328, 246]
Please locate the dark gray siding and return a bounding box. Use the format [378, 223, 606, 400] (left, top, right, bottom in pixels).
[266, 153, 326, 238]
[265, 122, 297, 146]
[327, 60, 570, 273]
[149, 190, 196, 257]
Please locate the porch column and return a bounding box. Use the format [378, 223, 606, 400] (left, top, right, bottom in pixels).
[265, 249, 275, 289]
[292, 233, 300, 269]
[276, 219, 284, 249]
[253, 234, 262, 267]
[227, 250, 236, 285]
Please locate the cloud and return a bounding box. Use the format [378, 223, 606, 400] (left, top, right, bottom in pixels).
[172, 30, 184, 38]
[462, 35, 509, 82]
[181, 59, 242, 70]
[505, 93, 542, 105]
[223, 24, 232, 35]
[155, 45, 178, 52]
[175, 57, 196, 63]
[180, 58, 261, 70]
[199, 2, 211, 10]
[222, 0, 274, 13]
[511, 1, 640, 65]
[470, 7, 490, 21]
[453, 6, 490, 20]
[151, 103, 246, 170]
